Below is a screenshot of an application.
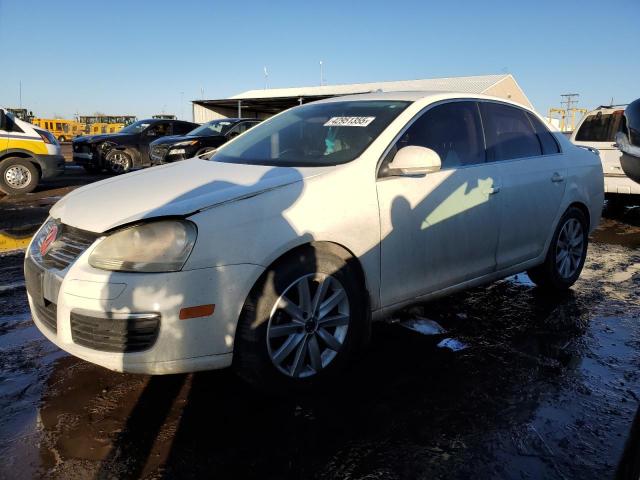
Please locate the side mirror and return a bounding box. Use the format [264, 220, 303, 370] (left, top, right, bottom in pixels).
[227, 131, 239, 139]
[0, 109, 6, 131]
[146, 130, 158, 137]
[388, 146, 442, 176]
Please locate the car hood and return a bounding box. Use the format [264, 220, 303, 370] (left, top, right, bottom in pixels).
[50, 159, 330, 232]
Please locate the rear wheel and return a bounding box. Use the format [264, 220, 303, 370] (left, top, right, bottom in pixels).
[0, 158, 40, 195]
[105, 150, 133, 174]
[527, 207, 589, 290]
[234, 246, 367, 391]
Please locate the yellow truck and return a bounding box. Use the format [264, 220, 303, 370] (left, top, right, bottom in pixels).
[0, 108, 65, 194]
[31, 118, 85, 143]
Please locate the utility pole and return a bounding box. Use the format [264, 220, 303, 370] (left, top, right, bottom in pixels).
[560, 93, 580, 113]
[19, 81, 22, 108]
[180, 91, 184, 120]
[319, 61, 324, 86]
[264, 66, 269, 90]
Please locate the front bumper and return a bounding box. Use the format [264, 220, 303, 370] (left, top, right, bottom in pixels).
[25, 249, 264, 374]
[34, 154, 65, 180]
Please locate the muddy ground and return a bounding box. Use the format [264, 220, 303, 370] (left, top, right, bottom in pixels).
[1, 172, 640, 479]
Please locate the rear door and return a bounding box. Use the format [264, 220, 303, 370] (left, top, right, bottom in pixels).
[480, 102, 567, 269]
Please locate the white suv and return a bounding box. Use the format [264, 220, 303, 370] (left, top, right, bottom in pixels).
[25, 92, 603, 389]
[570, 106, 638, 201]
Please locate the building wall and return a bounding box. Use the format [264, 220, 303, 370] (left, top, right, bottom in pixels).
[482, 77, 533, 109]
[192, 103, 271, 123]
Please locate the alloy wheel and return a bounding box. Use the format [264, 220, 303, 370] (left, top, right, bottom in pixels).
[266, 273, 350, 378]
[4, 165, 32, 189]
[555, 218, 584, 279]
[109, 152, 129, 173]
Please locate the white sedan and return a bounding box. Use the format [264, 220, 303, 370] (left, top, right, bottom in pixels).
[25, 91, 603, 389]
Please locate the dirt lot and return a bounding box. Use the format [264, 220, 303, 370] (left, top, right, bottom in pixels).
[1, 174, 640, 479]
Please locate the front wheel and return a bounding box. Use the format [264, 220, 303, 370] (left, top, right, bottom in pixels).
[234, 246, 367, 391]
[527, 207, 589, 290]
[105, 150, 133, 174]
[0, 158, 40, 195]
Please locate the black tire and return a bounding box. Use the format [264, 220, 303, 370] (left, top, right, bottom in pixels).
[0, 158, 40, 195]
[233, 245, 367, 392]
[527, 206, 589, 290]
[58, 136, 66, 144]
[105, 149, 133, 174]
[82, 164, 102, 174]
[195, 147, 216, 159]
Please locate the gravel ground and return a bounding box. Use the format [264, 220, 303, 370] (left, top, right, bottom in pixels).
[1, 173, 640, 479]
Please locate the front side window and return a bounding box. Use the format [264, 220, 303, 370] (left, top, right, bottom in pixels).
[147, 122, 171, 137]
[213, 100, 410, 167]
[480, 102, 542, 161]
[392, 101, 486, 169]
[575, 110, 625, 142]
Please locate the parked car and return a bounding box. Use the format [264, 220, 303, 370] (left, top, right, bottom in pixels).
[149, 118, 260, 165]
[72, 118, 198, 174]
[26, 92, 603, 390]
[615, 98, 640, 184]
[570, 105, 638, 206]
[0, 108, 65, 194]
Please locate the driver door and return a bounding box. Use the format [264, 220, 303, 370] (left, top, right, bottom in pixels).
[140, 122, 171, 166]
[376, 101, 502, 307]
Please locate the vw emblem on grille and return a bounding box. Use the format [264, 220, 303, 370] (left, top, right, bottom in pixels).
[40, 224, 59, 256]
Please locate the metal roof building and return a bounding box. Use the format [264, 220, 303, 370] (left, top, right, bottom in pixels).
[192, 74, 533, 123]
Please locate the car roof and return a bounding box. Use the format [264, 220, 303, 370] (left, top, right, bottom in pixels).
[313, 90, 534, 111]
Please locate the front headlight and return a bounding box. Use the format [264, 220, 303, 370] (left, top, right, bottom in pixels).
[89, 220, 197, 272]
[174, 140, 199, 146]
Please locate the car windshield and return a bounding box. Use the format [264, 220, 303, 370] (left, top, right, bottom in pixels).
[212, 100, 410, 167]
[119, 121, 151, 134]
[188, 120, 234, 137]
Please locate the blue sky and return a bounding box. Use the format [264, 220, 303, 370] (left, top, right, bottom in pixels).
[0, 0, 638, 120]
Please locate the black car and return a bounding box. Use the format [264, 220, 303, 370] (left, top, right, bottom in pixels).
[149, 118, 260, 165]
[72, 119, 198, 174]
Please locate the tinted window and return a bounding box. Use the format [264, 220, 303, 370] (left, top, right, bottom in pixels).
[527, 112, 560, 155]
[173, 122, 196, 135]
[149, 122, 171, 136]
[575, 110, 625, 142]
[480, 102, 542, 161]
[395, 101, 485, 168]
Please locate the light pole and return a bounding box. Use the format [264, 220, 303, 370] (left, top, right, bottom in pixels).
[319, 61, 324, 86]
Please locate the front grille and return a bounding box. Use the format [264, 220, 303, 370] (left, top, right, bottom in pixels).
[35, 302, 58, 333]
[70, 312, 160, 353]
[150, 145, 169, 162]
[38, 224, 99, 270]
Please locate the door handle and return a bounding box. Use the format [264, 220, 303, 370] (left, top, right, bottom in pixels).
[551, 172, 565, 183]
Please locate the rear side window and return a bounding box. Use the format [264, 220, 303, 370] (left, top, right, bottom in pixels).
[480, 102, 542, 161]
[527, 113, 560, 155]
[396, 101, 486, 168]
[575, 110, 625, 142]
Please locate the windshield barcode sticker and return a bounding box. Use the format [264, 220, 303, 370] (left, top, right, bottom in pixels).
[324, 116, 375, 127]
